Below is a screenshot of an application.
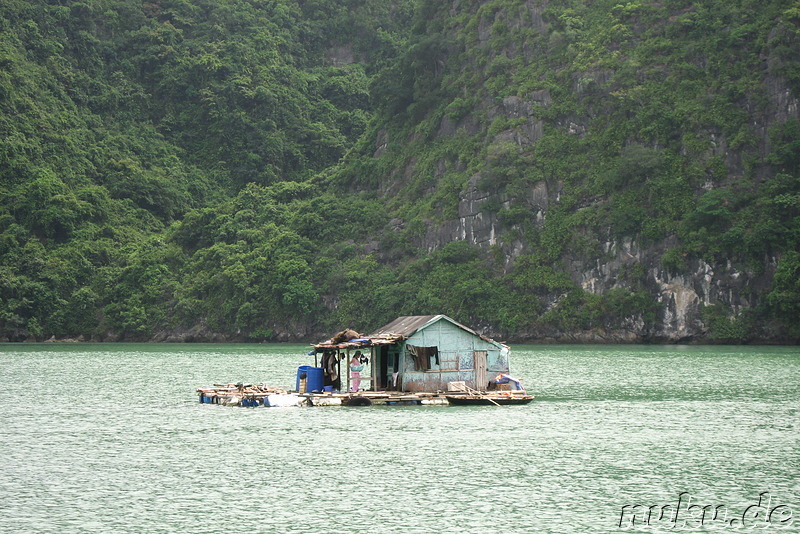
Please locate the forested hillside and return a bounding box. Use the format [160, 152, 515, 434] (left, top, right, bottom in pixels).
[1, 0, 798, 343]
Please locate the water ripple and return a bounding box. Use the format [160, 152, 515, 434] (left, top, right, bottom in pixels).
[0, 343, 797, 533]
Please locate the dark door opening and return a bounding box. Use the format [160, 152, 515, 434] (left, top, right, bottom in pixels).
[379, 345, 389, 389]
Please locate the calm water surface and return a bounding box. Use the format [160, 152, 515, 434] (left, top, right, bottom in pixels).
[0, 344, 797, 533]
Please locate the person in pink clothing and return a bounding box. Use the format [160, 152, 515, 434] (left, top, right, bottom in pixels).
[350, 351, 365, 392]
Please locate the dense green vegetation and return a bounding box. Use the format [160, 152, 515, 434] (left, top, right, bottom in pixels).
[0, 0, 413, 339]
[1, 0, 797, 342]
[335, 0, 800, 341]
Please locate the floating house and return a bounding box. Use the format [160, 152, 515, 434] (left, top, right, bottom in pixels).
[198, 315, 531, 407]
[313, 314, 512, 393]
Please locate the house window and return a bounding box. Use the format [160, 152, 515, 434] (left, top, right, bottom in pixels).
[407, 345, 439, 371]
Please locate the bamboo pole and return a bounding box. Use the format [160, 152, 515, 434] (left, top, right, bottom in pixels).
[465, 384, 502, 407]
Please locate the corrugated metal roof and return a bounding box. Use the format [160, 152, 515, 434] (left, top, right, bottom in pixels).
[367, 315, 440, 338]
[314, 314, 508, 351]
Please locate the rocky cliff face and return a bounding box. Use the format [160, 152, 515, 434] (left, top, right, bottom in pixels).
[413, 182, 787, 343]
[359, 0, 799, 343]
[567, 238, 777, 342]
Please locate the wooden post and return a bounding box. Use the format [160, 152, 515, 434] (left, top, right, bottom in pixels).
[370, 347, 376, 392]
[345, 349, 350, 393]
[398, 344, 405, 392]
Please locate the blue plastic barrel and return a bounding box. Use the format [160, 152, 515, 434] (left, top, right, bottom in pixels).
[296, 365, 324, 393]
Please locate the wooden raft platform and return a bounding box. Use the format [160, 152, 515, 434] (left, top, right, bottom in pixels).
[197, 384, 532, 407]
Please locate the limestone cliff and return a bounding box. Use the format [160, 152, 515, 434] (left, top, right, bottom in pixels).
[339, 0, 800, 343]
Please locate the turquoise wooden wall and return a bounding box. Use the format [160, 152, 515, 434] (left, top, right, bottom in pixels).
[398, 318, 510, 392]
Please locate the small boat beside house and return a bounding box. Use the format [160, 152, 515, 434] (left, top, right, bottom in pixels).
[197, 315, 533, 407]
[445, 393, 534, 406]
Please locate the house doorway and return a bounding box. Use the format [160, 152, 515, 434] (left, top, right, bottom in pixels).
[378, 345, 389, 390]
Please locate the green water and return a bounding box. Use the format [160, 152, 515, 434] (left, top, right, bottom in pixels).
[0, 344, 797, 533]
